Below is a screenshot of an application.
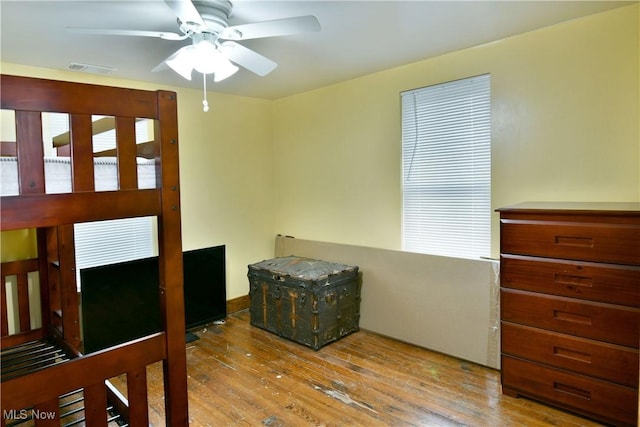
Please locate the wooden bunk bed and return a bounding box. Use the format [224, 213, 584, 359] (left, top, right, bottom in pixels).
[0, 75, 189, 426]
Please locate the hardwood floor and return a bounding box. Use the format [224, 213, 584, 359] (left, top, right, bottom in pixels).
[113, 310, 603, 426]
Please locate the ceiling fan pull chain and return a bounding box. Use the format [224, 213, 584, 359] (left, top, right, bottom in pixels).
[202, 73, 210, 112]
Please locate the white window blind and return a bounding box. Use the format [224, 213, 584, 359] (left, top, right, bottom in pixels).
[401, 74, 491, 259]
[74, 217, 156, 280]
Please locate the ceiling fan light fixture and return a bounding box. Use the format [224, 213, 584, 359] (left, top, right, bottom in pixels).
[213, 59, 239, 82]
[166, 35, 238, 84]
[193, 39, 224, 74]
[166, 47, 194, 80]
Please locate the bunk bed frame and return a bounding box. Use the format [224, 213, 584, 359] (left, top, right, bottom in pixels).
[0, 75, 189, 426]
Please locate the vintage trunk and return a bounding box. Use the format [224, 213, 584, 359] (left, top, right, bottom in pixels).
[248, 256, 360, 350]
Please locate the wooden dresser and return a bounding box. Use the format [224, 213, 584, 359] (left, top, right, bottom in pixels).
[497, 202, 640, 426]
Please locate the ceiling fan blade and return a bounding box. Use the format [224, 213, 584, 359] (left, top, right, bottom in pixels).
[67, 27, 186, 41]
[163, 0, 205, 27]
[220, 15, 320, 41]
[151, 61, 170, 73]
[219, 41, 277, 77]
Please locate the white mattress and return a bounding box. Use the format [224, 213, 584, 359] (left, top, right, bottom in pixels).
[0, 157, 157, 196]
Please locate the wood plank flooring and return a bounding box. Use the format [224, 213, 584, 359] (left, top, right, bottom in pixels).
[112, 310, 603, 426]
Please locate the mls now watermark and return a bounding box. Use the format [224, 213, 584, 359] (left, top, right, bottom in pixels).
[4, 408, 56, 421]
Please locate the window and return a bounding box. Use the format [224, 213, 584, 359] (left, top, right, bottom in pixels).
[401, 74, 491, 259]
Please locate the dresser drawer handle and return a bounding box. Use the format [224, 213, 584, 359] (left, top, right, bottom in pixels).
[554, 274, 593, 288]
[553, 310, 592, 325]
[554, 235, 594, 247]
[553, 382, 591, 400]
[553, 346, 592, 364]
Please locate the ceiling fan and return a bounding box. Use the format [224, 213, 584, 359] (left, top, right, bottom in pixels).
[68, 0, 320, 110]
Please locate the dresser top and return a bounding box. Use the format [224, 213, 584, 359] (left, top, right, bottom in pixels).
[496, 201, 640, 214]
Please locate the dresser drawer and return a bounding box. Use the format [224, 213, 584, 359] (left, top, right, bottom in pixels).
[501, 322, 638, 387]
[500, 254, 640, 307]
[502, 356, 638, 426]
[500, 220, 640, 265]
[501, 289, 640, 347]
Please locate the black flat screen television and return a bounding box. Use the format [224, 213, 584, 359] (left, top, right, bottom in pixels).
[80, 245, 225, 354]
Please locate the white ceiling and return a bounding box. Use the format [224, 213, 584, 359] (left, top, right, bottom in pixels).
[0, 1, 634, 100]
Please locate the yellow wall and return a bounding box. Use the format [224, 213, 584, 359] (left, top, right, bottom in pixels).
[0, 229, 38, 261]
[0, 63, 275, 299]
[272, 4, 640, 257]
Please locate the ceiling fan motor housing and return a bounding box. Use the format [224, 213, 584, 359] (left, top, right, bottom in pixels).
[191, 0, 233, 33]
